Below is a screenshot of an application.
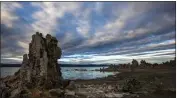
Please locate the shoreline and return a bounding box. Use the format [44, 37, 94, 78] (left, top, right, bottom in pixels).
[69, 68, 176, 98]
[1, 67, 175, 98]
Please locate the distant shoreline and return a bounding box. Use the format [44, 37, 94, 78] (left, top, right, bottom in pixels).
[0, 64, 110, 67]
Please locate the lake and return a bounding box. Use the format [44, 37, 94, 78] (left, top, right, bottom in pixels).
[0, 67, 118, 80]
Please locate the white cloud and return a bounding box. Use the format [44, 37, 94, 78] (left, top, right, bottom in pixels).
[75, 8, 91, 38]
[1, 2, 22, 28]
[75, 2, 104, 38]
[17, 41, 29, 53]
[59, 48, 175, 64]
[31, 2, 81, 36]
[77, 2, 152, 47]
[1, 57, 22, 64]
[95, 2, 103, 14]
[78, 2, 175, 48]
[147, 39, 175, 48]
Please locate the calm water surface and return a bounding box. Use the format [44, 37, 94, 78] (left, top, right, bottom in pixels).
[0, 67, 118, 80]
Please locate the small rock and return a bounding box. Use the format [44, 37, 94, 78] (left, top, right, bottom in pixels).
[9, 88, 22, 98]
[105, 93, 125, 98]
[65, 89, 75, 96]
[65, 80, 76, 90]
[49, 89, 64, 97]
[108, 85, 112, 90]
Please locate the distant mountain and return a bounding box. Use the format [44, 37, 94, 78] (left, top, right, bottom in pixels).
[0, 63, 109, 67]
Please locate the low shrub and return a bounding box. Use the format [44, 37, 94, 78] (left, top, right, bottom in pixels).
[122, 78, 142, 93]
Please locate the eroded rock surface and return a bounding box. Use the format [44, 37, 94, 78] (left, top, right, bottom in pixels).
[1, 32, 62, 98]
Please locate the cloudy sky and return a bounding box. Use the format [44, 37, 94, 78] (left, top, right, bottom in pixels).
[1, 2, 176, 64]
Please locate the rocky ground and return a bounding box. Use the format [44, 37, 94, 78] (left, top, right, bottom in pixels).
[1, 68, 175, 98]
[65, 68, 176, 98]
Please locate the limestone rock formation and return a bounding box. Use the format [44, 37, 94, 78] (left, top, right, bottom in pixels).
[27, 32, 62, 89]
[131, 59, 139, 72]
[1, 32, 62, 98]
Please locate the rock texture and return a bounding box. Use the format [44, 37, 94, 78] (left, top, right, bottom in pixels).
[27, 32, 62, 89]
[1, 32, 62, 98]
[131, 59, 139, 72]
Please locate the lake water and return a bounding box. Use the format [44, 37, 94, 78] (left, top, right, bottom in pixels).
[0, 67, 118, 80]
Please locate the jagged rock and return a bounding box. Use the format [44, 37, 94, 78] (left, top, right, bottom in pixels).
[21, 32, 62, 89]
[1, 32, 63, 98]
[0, 82, 10, 98]
[9, 88, 21, 98]
[9, 88, 31, 98]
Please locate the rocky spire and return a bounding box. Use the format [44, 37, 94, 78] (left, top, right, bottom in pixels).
[22, 32, 62, 89]
[1, 32, 62, 98]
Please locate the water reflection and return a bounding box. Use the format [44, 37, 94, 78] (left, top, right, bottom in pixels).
[1, 67, 118, 80]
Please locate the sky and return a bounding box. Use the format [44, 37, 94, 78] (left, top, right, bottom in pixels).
[1, 2, 176, 64]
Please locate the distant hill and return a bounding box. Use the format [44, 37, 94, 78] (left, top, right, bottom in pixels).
[0, 63, 109, 67]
